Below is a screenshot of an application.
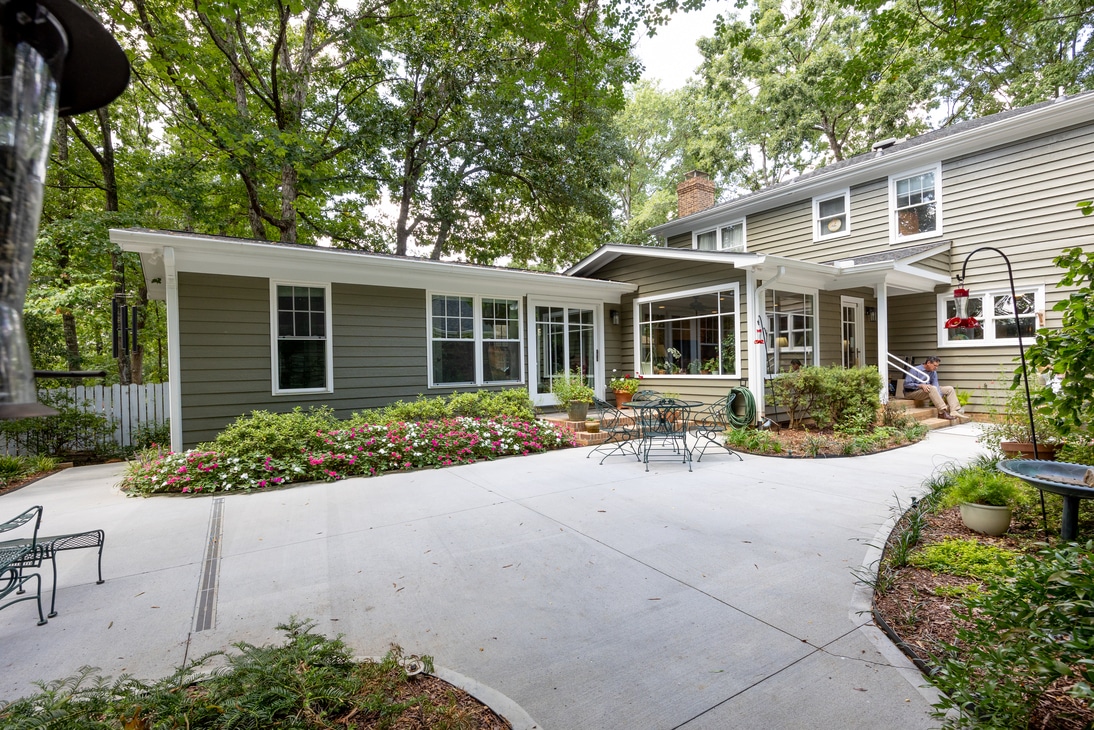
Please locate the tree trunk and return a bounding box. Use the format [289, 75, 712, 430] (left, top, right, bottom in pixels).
[53, 121, 83, 374]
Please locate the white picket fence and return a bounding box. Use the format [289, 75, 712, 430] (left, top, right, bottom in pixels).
[1, 382, 169, 456]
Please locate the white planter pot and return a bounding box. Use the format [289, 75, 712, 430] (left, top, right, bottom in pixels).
[959, 502, 1012, 536]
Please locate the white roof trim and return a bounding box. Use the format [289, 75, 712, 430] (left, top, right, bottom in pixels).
[565, 244, 764, 277]
[111, 229, 637, 302]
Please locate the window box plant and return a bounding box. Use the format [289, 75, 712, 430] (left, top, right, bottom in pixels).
[551, 370, 594, 422]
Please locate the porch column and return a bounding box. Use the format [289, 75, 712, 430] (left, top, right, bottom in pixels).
[876, 280, 889, 404]
[164, 247, 183, 452]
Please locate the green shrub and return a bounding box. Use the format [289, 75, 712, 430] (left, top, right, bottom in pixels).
[0, 455, 29, 486]
[351, 388, 535, 426]
[0, 390, 117, 458]
[130, 420, 171, 450]
[725, 427, 782, 454]
[772, 365, 881, 430]
[931, 541, 1094, 728]
[0, 618, 463, 729]
[938, 466, 1030, 508]
[209, 407, 339, 460]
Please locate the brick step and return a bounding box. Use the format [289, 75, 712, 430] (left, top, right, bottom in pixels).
[889, 398, 969, 430]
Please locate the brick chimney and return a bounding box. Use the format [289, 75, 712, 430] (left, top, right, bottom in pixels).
[677, 171, 716, 218]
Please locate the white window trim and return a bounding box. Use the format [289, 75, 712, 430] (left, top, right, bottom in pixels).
[270, 280, 334, 395]
[812, 188, 850, 242]
[633, 282, 741, 378]
[427, 292, 525, 388]
[692, 219, 747, 252]
[763, 283, 819, 376]
[935, 285, 1045, 348]
[889, 162, 943, 244]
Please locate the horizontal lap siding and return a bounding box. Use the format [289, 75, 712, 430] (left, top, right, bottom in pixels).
[746, 179, 891, 261]
[178, 273, 432, 446]
[922, 125, 1094, 412]
[589, 257, 749, 402]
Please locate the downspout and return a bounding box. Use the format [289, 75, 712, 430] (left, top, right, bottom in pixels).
[750, 265, 786, 420]
[164, 247, 183, 452]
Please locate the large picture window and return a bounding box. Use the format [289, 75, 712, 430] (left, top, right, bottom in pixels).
[938, 287, 1042, 347]
[765, 288, 816, 373]
[273, 283, 331, 393]
[636, 285, 738, 376]
[890, 165, 941, 242]
[430, 294, 522, 386]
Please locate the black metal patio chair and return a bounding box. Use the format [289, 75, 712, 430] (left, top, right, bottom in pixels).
[0, 505, 105, 619]
[587, 398, 641, 465]
[690, 392, 744, 463]
[0, 506, 48, 625]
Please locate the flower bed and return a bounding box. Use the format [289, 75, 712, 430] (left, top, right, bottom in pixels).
[121, 417, 576, 496]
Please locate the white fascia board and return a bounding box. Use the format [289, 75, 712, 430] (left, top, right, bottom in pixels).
[111, 229, 636, 303]
[648, 94, 1094, 239]
[565, 244, 764, 277]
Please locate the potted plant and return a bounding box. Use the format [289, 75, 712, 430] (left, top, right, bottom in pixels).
[939, 467, 1027, 536]
[609, 372, 641, 408]
[701, 358, 719, 375]
[551, 370, 594, 422]
[978, 386, 1061, 460]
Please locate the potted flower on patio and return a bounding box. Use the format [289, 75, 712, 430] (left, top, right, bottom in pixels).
[552, 370, 595, 422]
[939, 466, 1028, 536]
[609, 371, 641, 408]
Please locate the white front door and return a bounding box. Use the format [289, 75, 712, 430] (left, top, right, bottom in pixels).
[529, 303, 600, 406]
[841, 296, 865, 368]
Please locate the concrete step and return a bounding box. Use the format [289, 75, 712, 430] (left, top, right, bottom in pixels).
[889, 398, 970, 430]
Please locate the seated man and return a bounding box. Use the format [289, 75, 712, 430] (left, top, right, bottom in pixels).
[904, 356, 964, 421]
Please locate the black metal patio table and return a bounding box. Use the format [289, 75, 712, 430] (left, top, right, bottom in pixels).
[628, 398, 703, 472]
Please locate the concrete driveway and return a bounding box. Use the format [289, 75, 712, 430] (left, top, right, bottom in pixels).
[0, 424, 984, 728]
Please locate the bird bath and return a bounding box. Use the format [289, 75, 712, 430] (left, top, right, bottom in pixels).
[996, 460, 1094, 540]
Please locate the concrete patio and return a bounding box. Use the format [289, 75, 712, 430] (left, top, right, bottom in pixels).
[0, 423, 984, 728]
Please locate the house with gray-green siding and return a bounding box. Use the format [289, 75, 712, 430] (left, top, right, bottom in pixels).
[568, 91, 1094, 418]
[112, 91, 1094, 449]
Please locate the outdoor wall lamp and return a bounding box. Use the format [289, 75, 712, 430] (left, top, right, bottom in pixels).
[610, 309, 619, 326]
[0, 0, 129, 419]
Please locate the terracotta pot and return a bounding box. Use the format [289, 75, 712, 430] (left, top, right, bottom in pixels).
[959, 502, 1012, 536]
[614, 390, 633, 408]
[1000, 441, 1058, 460]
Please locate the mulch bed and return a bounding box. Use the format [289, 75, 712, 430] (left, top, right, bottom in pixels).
[873, 506, 1094, 730]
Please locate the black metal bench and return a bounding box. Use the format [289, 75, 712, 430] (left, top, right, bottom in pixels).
[0, 505, 105, 620]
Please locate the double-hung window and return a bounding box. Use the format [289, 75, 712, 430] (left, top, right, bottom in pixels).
[890, 164, 941, 242]
[694, 220, 746, 252]
[765, 288, 816, 374]
[813, 190, 849, 240]
[636, 285, 738, 376]
[430, 293, 522, 386]
[937, 287, 1042, 347]
[272, 283, 332, 393]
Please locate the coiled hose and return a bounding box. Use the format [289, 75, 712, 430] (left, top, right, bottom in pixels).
[726, 386, 756, 429]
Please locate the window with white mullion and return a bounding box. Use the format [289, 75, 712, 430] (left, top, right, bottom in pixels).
[938, 287, 1041, 347]
[430, 293, 523, 386]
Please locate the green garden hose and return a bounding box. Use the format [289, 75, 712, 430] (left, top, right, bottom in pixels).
[726, 386, 756, 429]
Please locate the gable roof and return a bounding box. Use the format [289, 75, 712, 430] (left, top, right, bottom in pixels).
[111, 228, 636, 302]
[649, 91, 1094, 239]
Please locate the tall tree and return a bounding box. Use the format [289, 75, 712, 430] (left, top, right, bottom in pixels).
[372, 0, 634, 266]
[852, 0, 1094, 122]
[611, 80, 693, 245]
[688, 0, 939, 191]
[110, 0, 390, 244]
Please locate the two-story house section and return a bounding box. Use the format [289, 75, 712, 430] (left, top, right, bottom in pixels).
[568, 91, 1094, 417]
